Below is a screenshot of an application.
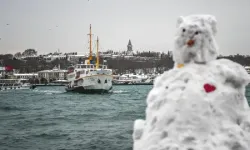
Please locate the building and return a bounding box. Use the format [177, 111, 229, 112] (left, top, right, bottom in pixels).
[38, 66, 67, 83]
[43, 52, 67, 62]
[127, 39, 133, 56]
[13, 73, 38, 79]
[67, 54, 87, 63]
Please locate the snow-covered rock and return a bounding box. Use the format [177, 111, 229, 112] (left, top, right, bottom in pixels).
[133, 59, 250, 150]
[133, 15, 250, 150]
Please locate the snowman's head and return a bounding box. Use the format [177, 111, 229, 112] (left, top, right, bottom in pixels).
[174, 15, 218, 63]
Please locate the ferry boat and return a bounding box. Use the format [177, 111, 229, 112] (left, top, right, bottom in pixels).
[65, 24, 113, 94]
[0, 79, 36, 91]
[0, 65, 36, 91]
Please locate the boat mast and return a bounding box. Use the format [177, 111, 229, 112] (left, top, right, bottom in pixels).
[88, 24, 93, 64]
[96, 36, 99, 69]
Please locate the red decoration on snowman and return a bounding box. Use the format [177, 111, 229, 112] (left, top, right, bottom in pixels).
[204, 83, 216, 93]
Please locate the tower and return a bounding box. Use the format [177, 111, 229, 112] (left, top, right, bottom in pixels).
[127, 39, 133, 55]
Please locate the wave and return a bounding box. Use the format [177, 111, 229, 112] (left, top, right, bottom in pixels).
[33, 89, 65, 94]
[111, 90, 129, 94]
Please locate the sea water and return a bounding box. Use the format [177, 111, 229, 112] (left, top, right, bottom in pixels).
[0, 85, 250, 150]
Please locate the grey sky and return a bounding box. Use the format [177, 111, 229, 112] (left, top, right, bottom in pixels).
[0, 0, 249, 55]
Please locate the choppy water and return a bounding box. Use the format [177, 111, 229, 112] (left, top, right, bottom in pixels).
[1, 85, 250, 150]
[0, 85, 151, 150]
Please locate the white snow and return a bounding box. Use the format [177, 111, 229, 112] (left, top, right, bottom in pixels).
[133, 15, 250, 150]
[173, 15, 218, 65]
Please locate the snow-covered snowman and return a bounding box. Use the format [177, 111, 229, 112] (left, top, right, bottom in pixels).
[173, 15, 218, 68]
[133, 15, 250, 150]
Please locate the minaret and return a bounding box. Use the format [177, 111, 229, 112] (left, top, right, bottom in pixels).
[127, 39, 133, 55]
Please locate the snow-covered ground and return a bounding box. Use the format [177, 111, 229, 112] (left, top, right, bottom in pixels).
[133, 59, 250, 150]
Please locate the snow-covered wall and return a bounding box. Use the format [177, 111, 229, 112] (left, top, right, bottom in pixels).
[133, 15, 250, 150]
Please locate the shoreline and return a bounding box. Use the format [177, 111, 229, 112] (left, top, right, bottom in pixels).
[35, 83, 153, 86]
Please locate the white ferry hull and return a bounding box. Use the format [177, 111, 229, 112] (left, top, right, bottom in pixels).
[65, 75, 112, 94]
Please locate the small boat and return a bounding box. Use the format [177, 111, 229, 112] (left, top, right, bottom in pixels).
[48, 80, 69, 86]
[0, 79, 36, 91]
[65, 24, 113, 94]
[0, 65, 36, 91]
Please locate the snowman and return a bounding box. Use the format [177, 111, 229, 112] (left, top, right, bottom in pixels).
[133, 15, 250, 150]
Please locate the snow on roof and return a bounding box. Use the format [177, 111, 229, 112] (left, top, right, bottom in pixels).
[133, 59, 250, 149]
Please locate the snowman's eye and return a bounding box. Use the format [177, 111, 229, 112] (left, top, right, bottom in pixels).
[195, 31, 199, 35]
[182, 28, 186, 32]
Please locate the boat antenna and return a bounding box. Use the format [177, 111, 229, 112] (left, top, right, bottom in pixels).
[96, 36, 99, 69]
[87, 24, 93, 64]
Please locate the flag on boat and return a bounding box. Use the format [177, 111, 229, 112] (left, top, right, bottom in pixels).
[67, 66, 74, 73]
[5, 65, 13, 71]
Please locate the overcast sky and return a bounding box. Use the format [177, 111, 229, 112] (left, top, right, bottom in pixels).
[0, 0, 249, 55]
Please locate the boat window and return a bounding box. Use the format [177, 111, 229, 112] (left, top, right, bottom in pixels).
[76, 71, 80, 78]
[80, 70, 85, 74]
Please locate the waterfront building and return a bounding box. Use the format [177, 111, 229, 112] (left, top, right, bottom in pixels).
[37, 66, 67, 83]
[13, 73, 38, 79]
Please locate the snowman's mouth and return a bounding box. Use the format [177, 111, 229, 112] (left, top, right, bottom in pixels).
[187, 40, 195, 47]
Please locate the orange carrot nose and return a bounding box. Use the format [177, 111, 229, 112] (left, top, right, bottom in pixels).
[187, 40, 195, 46]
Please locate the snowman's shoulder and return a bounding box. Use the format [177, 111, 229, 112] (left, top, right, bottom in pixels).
[209, 59, 250, 87]
[210, 59, 248, 74]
